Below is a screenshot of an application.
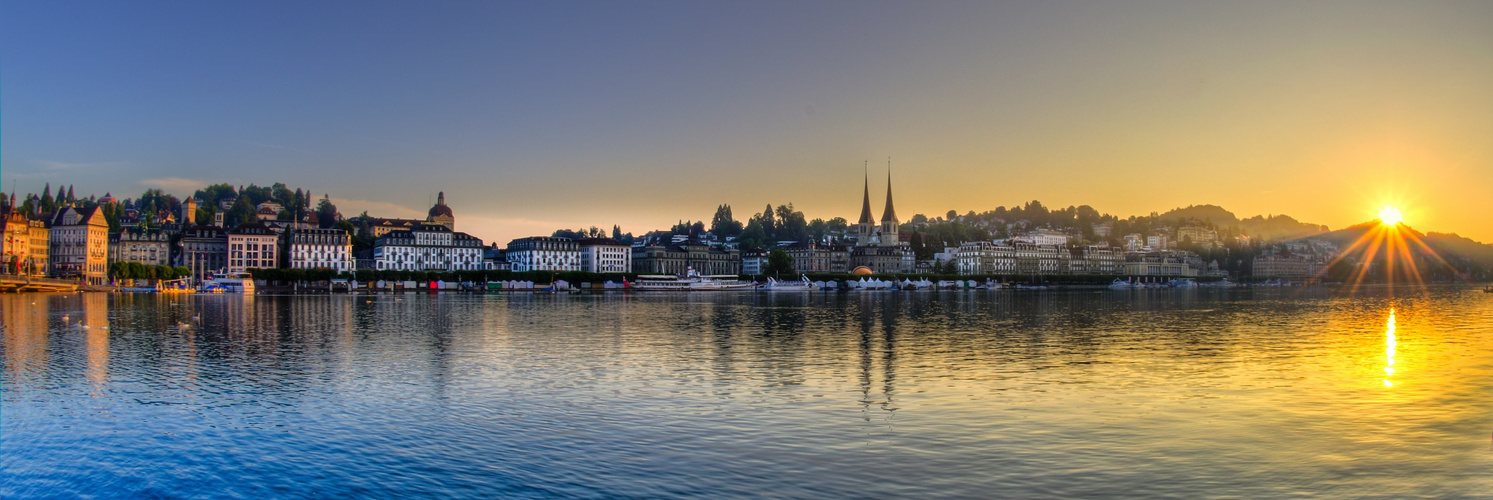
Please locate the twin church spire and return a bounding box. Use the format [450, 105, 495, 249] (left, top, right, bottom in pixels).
[857, 159, 899, 247]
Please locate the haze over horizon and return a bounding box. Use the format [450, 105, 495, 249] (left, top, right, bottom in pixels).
[4, 1, 1490, 245]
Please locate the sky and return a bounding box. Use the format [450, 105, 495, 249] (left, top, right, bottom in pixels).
[3, 1, 1491, 244]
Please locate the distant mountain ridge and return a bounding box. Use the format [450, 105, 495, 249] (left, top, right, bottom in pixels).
[1157, 204, 1329, 241]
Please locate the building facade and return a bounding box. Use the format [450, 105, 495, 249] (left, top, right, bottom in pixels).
[109, 227, 172, 267]
[1, 204, 30, 275]
[179, 225, 227, 280]
[782, 242, 850, 273]
[633, 241, 741, 275]
[49, 206, 109, 283]
[577, 238, 631, 274]
[373, 224, 485, 271]
[1252, 256, 1313, 280]
[288, 228, 354, 272]
[227, 223, 280, 273]
[505, 236, 580, 272]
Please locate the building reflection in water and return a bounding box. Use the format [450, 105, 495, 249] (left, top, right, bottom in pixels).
[1383, 307, 1396, 388]
[84, 293, 110, 392]
[2, 294, 50, 385]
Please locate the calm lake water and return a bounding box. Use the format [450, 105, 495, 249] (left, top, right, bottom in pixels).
[3, 287, 1491, 498]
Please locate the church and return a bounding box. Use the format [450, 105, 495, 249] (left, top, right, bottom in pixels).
[850, 169, 915, 274]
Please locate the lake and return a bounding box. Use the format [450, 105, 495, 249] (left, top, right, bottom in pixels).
[3, 287, 1491, 498]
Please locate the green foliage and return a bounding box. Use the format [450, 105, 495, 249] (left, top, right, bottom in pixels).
[709, 204, 743, 237]
[765, 249, 795, 276]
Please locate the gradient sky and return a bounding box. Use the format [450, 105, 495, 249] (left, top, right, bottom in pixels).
[4, 1, 1491, 245]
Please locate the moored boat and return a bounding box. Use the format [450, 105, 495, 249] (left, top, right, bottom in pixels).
[764, 275, 814, 291]
[198, 273, 256, 293]
[631, 267, 756, 291]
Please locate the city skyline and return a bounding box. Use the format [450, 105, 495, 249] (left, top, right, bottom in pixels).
[4, 1, 1491, 246]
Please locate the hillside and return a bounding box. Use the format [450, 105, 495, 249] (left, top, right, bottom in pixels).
[1300, 223, 1493, 279]
[1158, 205, 1328, 241]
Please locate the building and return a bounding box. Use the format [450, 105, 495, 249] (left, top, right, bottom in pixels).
[1123, 233, 1145, 251]
[1252, 255, 1313, 280]
[741, 249, 767, 276]
[505, 236, 580, 272]
[577, 238, 631, 274]
[179, 225, 227, 280]
[1122, 251, 1198, 277]
[956, 241, 1016, 275]
[181, 197, 198, 226]
[1073, 244, 1121, 275]
[367, 218, 424, 238]
[1146, 234, 1170, 251]
[2, 197, 31, 275]
[633, 241, 741, 276]
[49, 206, 109, 283]
[28, 219, 49, 276]
[373, 224, 485, 271]
[782, 242, 850, 273]
[109, 227, 172, 267]
[288, 228, 354, 272]
[1013, 242, 1063, 275]
[227, 223, 280, 273]
[1092, 222, 1114, 238]
[1015, 229, 1070, 246]
[1176, 226, 1218, 247]
[850, 168, 914, 273]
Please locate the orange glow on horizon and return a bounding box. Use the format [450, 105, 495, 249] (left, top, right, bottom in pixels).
[1378, 207, 1403, 226]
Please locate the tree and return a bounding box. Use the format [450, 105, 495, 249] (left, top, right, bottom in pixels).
[228, 196, 257, 226]
[315, 195, 338, 228]
[946, 210, 958, 221]
[765, 249, 795, 276]
[738, 219, 767, 250]
[910, 214, 928, 225]
[709, 204, 743, 237]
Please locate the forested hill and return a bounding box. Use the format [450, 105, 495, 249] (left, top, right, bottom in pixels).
[1159, 204, 1328, 241]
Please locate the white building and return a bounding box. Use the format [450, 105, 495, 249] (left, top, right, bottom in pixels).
[1147, 234, 1170, 250]
[740, 249, 766, 276]
[577, 238, 631, 273]
[372, 224, 485, 271]
[288, 228, 353, 272]
[505, 236, 579, 272]
[1015, 229, 1070, 247]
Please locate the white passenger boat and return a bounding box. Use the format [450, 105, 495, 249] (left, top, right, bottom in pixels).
[1109, 278, 1135, 290]
[631, 267, 756, 291]
[198, 273, 256, 293]
[764, 275, 814, 291]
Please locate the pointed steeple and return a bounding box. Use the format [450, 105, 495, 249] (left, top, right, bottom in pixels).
[437, 191, 446, 206]
[857, 162, 875, 225]
[881, 159, 897, 223]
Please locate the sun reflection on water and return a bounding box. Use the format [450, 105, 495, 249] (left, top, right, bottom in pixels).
[1383, 308, 1396, 387]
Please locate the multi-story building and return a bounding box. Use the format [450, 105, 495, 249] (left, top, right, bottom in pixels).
[49, 206, 109, 284]
[373, 224, 485, 271]
[288, 228, 353, 272]
[1176, 226, 1218, 247]
[633, 241, 741, 275]
[28, 219, 49, 276]
[1073, 244, 1121, 275]
[505, 236, 580, 272]
[1252, 255, 1313, 280]
[1015, 229, 1070, 246]
[1123, 233, 1145, 251]
[740, 249, 767, 276]
[227, 223, 280, 273]
[956, 241, 1017, 275]
[577, 238, 631, 274]
[782, 242, 850, 273]
[1123, 251, 1198, 277]
[109, 227, 172, 267]
[1147, 234, 1170, 251]
[179, 225, 227, 280]
[1013, 242, 1063, 276]
[1, 200, 30, 275]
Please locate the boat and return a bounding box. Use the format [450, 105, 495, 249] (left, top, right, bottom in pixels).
[1109, 278, 1134, 290]
[630, 267, 756, 291]
[198, 273, 256, 293]
[764, 275, 815, 291]
[1168, 278, 1198, 288]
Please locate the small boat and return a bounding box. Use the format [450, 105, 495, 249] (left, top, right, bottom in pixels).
[198, 273, 256, 293]
[764, 275, 814, 291]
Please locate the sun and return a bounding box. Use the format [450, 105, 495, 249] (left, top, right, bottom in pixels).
[1379, 206, 1403, 226]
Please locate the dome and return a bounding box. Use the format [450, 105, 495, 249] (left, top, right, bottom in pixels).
[851, 266, 874, 275]
[428, 191, 453, 218]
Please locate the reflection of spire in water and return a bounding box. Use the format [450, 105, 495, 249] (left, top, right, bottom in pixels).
[1383, 308, 1397, 387]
